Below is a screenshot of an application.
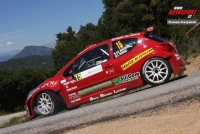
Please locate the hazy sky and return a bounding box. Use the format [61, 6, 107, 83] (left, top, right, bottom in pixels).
[0, 0, 104, 53]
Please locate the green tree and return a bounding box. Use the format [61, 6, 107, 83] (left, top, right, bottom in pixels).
[0, 68, 54, 112]
[52, 26, 79, 71]
[77, 23, 103, 47]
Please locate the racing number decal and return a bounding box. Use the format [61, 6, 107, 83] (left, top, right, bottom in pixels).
[116, 41, 123, 49]
[74, 73, 82, 81]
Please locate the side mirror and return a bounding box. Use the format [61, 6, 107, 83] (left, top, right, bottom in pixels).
[69, 70, 73, 75]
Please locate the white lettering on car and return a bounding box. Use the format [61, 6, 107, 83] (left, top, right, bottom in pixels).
[100, 92, 112, 98]
[60, 79, 66, 84]
[175, 54, 181, 60]
[66, 86, 78, 92]
[113, 88, 126, 94]
[41, 81, 57, 88]
[71, 98, 81, 103]
[111, 33, 140, 41]
[81, 65, 103, 79]
[68, 92, 80, 102]
[90, 97, 99, 101]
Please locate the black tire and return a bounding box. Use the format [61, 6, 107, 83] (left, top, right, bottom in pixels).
[142, 58, 172, 86]
[35, 91, 59, 117]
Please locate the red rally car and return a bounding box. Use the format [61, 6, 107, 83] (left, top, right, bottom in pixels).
[24, 27, 186, 118]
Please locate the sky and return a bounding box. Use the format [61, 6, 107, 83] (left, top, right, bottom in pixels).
[0, 0, 104, 53]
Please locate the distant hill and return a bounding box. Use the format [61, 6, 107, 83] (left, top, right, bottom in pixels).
[0, 50, 21, 62]
[0, 55, 53, 72]
[12, 46, 53, 59]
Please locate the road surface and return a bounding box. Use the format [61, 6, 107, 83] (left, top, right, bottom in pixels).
[0, 70, 200, 134]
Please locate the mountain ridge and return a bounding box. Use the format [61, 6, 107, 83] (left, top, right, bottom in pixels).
[12, 46, 53, 59]
[0, 50, 21, 62]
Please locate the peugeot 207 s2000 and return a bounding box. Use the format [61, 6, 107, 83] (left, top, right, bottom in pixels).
[24, 27, 186, 118]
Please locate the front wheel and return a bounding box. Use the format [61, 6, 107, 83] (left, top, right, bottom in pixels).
[35, 91, 58, 117]
[142, 58, 172, 86]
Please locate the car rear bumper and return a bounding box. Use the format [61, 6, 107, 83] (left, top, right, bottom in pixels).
[169, 53, 186, 74]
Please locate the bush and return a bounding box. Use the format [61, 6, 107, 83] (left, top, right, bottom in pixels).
[0, 68, 54, 113]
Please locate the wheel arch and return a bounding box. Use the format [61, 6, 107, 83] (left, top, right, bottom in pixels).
[140, 55, 173, 74]
[30, 89, 68, 117]
[140, 56, 173, 85]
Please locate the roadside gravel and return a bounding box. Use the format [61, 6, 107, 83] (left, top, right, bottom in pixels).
[0, 111, 26, 127]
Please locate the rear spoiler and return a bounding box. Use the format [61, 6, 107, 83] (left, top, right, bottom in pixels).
[145, 26, 155, 34]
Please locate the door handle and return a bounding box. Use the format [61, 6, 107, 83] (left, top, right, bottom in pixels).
[105, 64, 113, 68]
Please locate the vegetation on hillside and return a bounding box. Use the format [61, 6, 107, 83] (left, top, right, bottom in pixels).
[0, 0, 200, 113]
[0, 55, 53, 72]
[0, 68, 55, 113]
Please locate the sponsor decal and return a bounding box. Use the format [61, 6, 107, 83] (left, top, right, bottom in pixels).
[121, 48, 154, 70]
[113, 88, 126, 94]
[114, 45, 132, 58]
[113, 72, 140, 85]
[78, 81, 112, 96]
[111, 33, 140, 41]
[71, 98, 81, 103]
[106, 68, 115, 74]
[41, 81, 57, 88]
[74, 65, 103, 81]
[63, 82, 69, 86]
[68, 92, 79, 99]
[114, 52, 119, 58]
[100, 92, 112, 98]
[66, 86, 78, 92]
[70, 80, 76, 84]
[90, 96, 99, 101]
[68, 92, 80, 103]
[61, 79, 70, 85]
[175, 54, 181, 60]
[60, 79, 66, 84]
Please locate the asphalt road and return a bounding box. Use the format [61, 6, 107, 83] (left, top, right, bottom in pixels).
[1, 70, 200, 134]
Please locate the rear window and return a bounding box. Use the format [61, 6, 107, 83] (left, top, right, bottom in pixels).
[144, 33, 167, 42]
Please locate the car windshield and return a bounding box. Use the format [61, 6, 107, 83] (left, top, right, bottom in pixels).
[144, 33, 167, 42]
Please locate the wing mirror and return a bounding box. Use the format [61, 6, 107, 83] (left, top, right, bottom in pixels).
[69, 70, 73, 75]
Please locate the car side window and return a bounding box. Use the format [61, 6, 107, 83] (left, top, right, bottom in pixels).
[74, 43, 110, 74]
[112, 38, 138, 58]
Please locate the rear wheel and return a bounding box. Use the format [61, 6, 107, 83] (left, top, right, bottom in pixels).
[142, 58, 172, 86]
[35, 91, 59, 117]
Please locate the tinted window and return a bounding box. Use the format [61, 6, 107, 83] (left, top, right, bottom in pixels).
[112, 38, 137, 58]
[73, 44, 110, 74]
[144, 33, 167, 42]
